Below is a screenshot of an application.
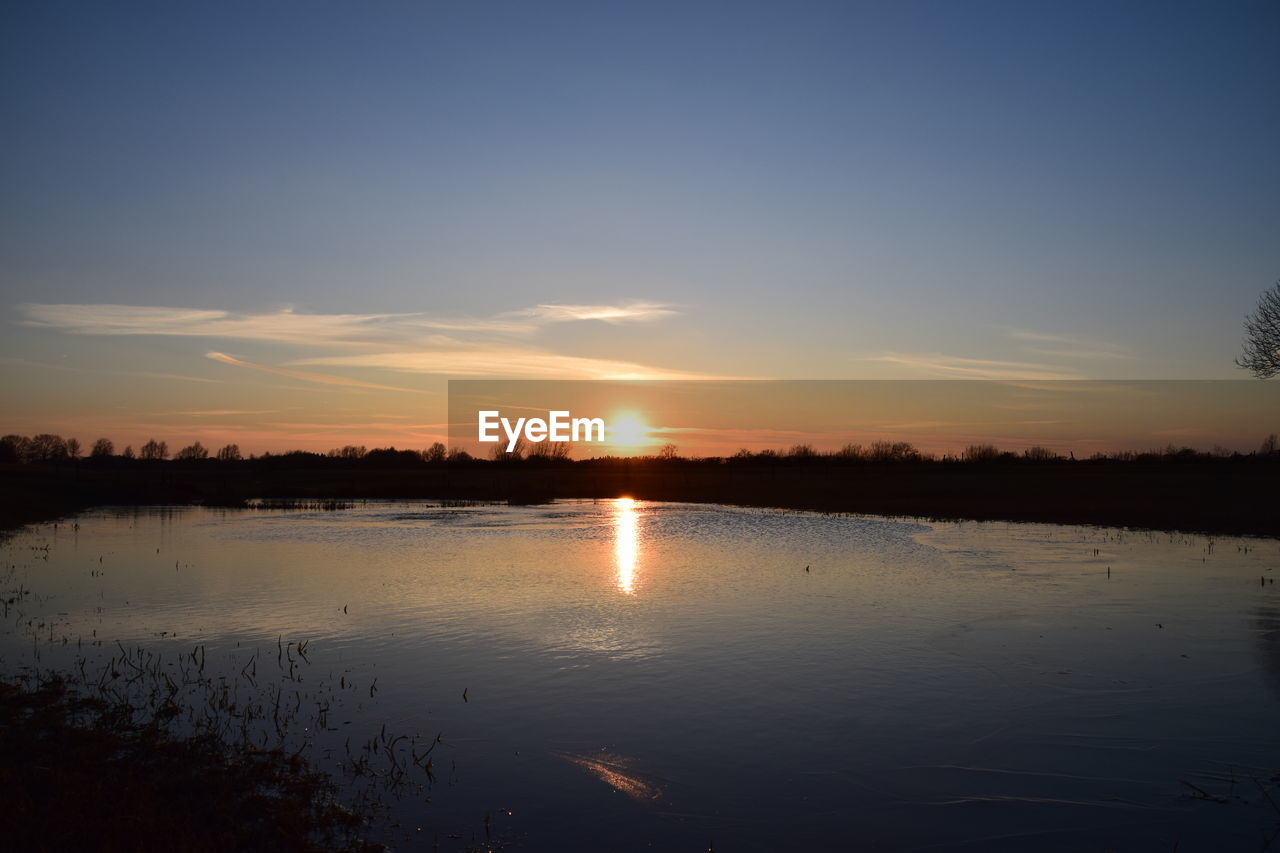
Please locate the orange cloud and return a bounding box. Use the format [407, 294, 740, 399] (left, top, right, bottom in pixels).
[205, 352, 429, 393]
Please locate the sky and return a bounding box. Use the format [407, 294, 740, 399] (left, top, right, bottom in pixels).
[447, 380, 1280, 458]
[1, 1, 1277, 454]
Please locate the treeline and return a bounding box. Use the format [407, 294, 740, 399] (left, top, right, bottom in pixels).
[2, 432, 1277, 536]
[2, 432, 1278, 468]
[0, 435, 242, 463]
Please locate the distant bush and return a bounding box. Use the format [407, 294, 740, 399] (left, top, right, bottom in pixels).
[963, 444, 1001, 462]
[174, 442, 209, 461]
[139, 439, 168, 461]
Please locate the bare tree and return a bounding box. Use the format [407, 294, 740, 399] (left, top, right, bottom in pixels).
[175, 442, 209, 460]
[90, 438, 114, 457]
[489, 436, 527, 461]
[656, 443, 679, 461]
[30, 434, 67, 462]
[122, 445, 135, 460]
[0, 435, 28, 463]
[963, 444, 1001, 462]
[1237, 280, 1280, 378]
[422, 442, 447, 463]
[65, 438, 81, 459]
[139, 439, 168, 461]
[866, 441, 920, 462]
[216, 443, 242, 461]
[528, 440, 572, 461]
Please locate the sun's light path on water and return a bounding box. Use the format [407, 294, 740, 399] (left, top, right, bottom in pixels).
[614, 497, 639, 595]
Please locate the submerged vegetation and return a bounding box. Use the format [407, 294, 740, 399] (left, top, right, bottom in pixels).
[0, 553, 503, 852]
[0, 674, 379, 853]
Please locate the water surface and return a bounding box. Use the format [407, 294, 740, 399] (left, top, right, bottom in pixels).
[3, 500, 1278, 851]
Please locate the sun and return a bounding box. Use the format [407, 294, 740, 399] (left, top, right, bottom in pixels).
[608, 411, 649, 450]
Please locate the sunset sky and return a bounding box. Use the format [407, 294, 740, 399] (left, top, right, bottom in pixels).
[2, 2, 1277, 453]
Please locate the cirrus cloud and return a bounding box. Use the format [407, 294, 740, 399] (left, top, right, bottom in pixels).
[17, 300, 739, 381]
[289, 350, 736, 381]
[19, 301, 681, 344]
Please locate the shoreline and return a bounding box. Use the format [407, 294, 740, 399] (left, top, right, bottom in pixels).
[3, 457, 1276, 537]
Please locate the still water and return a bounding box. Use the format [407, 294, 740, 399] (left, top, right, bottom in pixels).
[3, 500, 1279, 851]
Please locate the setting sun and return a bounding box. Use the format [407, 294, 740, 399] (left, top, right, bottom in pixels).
[607, 412, 649, 450]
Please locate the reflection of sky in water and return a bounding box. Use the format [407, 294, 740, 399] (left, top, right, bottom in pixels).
[3, 502, 1280, 851]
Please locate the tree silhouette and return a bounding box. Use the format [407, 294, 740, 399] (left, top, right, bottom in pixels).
[0, 435, 25, 464]
[216, 443, 242, 461]
[1237, 280, 1280, 378]
[30, 434, 67, 462]
[963, 444, 1001, 462]
[3, 435, 32, 462]
[527, 441, 571, 461]
[175, 442, 209, 460]
[489, 436, 527, 461]
[90, 438, 114, 458]
[139, 439, 168, 461]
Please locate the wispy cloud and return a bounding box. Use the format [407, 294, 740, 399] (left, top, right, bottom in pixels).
[290, 350, 736, 380]
[0, 355, 227, 384]
[160, 408, 286, 417]
[869, 353, 1084, 380]
[1007, 329, 1130, 360]
[19, 301, 681, 344]
[509, 303, 678, 325]
[874, 419, 1064, 430]
[22, 304, 406, 345]
[263, 421, 448, 433]
[205, 352, 430, 393]
[18, 301, 713, 382]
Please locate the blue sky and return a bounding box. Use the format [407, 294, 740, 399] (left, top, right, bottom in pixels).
[1, 1, 1277, 449]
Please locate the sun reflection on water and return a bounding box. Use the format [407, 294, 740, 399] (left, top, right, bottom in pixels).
[614, 497, 639, 594]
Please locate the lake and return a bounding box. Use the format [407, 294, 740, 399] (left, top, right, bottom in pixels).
[3, 499, 1278, 851]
